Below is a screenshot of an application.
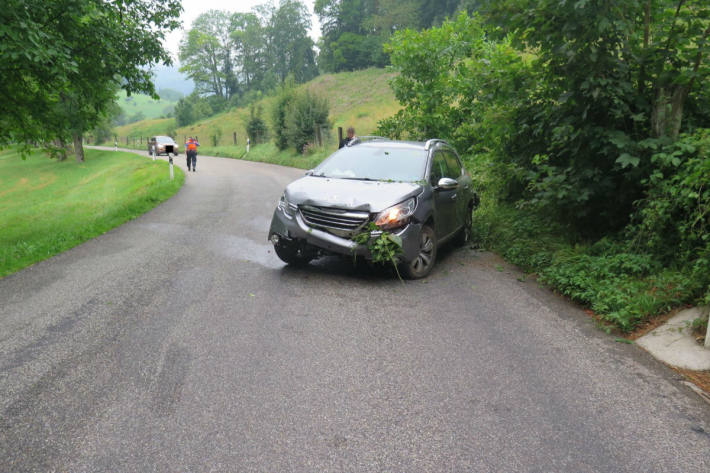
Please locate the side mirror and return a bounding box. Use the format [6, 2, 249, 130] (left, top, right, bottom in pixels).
[305, 169, 314, 176]
[436, 177, 459, 190]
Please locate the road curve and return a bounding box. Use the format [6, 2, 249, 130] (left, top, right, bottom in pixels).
[1, 148, 709, 472]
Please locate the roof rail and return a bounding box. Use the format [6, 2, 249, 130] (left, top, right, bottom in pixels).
[346, 135, 389, 147]
[424, 138, 449, 150]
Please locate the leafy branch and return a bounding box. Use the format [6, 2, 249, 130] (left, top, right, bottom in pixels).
[353, 222, 404, 280]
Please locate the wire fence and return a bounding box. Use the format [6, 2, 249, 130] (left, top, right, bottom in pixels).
[89, 124, 338, 151]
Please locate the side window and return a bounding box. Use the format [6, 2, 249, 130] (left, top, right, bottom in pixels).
[444, 150, 462, 177]
[430, 152, 447, 185]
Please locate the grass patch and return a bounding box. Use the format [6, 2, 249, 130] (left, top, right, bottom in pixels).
[202, 142, 330, 170]
[472, 201, 700, 332]
[0, 148, 184, 277]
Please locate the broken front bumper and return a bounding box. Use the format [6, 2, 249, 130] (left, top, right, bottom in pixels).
[268, 207, 422, 262]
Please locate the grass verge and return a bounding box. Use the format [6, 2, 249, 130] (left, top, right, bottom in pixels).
[472, 201, 701, 332]
[0, 148, 184, 277]
[200, 142, 330, 170]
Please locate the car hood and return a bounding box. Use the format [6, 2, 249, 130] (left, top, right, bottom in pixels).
[285, 176, 423, 213]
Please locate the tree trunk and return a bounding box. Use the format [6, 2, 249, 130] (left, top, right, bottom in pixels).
[652, 25, 709, 139]
[638, 0, 651, 95]
[53, 139, 68, 161]
[652, 85, 690, 140]
[73, 133, 85, 162]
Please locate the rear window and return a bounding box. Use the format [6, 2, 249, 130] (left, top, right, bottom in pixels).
[314, 145, 427, 182]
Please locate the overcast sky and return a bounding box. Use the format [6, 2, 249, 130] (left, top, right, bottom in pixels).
[163, 0, 322, 63]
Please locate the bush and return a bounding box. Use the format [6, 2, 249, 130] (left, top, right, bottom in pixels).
[628, 129, 710, 304]
[174, 92, 216, 127]
[285, 90, 330, 153]
[246, 105, 268, 144]
[472, 202, 701, 332]
[271, 80, 295, 150]
[210, 128, 223, 147]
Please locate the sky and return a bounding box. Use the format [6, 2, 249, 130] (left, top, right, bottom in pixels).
[163, 0, 322, 63]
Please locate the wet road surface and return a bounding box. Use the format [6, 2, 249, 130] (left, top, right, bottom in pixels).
[1, 148, 709, 472]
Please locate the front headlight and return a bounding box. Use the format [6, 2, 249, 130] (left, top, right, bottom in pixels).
[375, 198, 416, 231]
[277, 193, 295, 218]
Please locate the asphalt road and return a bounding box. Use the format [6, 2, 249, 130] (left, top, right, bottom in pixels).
[1, 148, 709, 472]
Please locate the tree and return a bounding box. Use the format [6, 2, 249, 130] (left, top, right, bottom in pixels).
[315, 0, 461, 72]
[178, 1, 317, 115]
[0, 0, 181, 160]
[179, 10, 233, 100]
[379, 13, 529, 155]
[231, 12, 270, 90]
[268, 0, 318, 83]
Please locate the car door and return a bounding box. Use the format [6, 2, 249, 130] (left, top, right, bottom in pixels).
[443, 150, 471, 228]
[430, 150, 458, 239]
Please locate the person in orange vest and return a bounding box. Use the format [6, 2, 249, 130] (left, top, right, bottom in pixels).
[185, 136, 199, 172]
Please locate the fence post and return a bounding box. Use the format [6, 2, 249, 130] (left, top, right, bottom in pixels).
[338, 127, 343, 148]
[233, 132, 237, 145]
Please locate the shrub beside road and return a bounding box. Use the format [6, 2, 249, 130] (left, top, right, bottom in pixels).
[0, 148, 184, 278]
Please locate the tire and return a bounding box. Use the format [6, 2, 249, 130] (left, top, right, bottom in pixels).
[454, 204, 474, 246]
[273, 240, 313, 266]
[401, 225, 437, 279]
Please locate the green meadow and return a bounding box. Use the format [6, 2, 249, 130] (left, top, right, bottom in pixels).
[0, 148, 184, 277]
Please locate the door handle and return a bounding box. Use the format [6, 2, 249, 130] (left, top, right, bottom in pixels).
[451, 193, 457, 200]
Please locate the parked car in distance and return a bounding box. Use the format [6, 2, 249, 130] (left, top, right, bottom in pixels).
[268, 137, 478, 279]
[148, 136, 178, 156]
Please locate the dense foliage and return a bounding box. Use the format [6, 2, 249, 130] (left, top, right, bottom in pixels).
[488, 0, 710, 231]
[380, 4, 710, 329]
[0, 0, 181, 160]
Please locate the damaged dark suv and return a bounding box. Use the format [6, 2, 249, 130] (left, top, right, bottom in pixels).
[268, 137, 478, 278]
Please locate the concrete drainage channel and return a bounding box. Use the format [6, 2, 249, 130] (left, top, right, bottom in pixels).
[636, 307, 710, 403]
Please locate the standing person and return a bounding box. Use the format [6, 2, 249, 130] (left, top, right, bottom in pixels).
[339, 126, 355, 148]
[185, 137, 192, 170]
[185, 136, 199, 172]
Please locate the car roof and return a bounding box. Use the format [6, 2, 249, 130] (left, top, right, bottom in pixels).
[353, 140, 425, 150]
[347, 137, 456, 153]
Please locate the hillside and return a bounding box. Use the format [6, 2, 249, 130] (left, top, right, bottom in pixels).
[117, 90, 179, 122]
[111, 68, 399, 152]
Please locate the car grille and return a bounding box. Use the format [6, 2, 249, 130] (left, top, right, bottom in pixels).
[299, 205, 370, 236]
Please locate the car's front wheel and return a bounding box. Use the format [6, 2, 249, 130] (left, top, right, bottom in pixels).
[273, 239, 313, 266]
[401, 225, 437, 279]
